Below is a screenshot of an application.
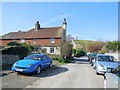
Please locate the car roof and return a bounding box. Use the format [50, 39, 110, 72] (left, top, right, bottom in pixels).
[31, 54, 45, 56]
[98, 54, 110, 56]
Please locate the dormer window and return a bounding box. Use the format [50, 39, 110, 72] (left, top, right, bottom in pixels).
[50, 38, 55, 43]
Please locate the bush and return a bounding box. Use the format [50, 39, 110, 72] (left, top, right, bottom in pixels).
[61, 41, 73, 59]
[1, 46, 30, 59]
[7, 41, 21, 46]
[75, 50, 86, 57]
[52, 56, 74, 63]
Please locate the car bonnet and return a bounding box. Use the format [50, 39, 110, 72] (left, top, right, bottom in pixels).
[99, 61, 119, 68]
[14, 59, 40, 67]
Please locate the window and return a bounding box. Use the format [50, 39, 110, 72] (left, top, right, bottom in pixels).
[50, 47, 54, 53]
[45, 55, 49, 59]
[42, 56, 47, 61]
[50, 38, 55, 43]
[33, 38, 37, 43]
[20, 39, 25, 43]
[113, 66, 120, 78]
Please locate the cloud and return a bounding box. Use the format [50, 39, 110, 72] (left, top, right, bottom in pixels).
[42, 13, 72, 26]
[101, 32, 118, 41]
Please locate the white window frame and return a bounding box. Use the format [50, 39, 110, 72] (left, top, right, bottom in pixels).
[50, 38, 55, 43]
[20, 39, 25, 43]
[50, 47, 54, 54]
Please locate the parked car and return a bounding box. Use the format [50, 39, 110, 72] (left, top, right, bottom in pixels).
[89, 53, 97, 65]
[104, 65, 120, 88]
[12, 54, 52, 74]
[93, 54, 119, 75]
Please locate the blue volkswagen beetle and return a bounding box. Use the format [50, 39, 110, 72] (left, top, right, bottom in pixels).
[12, 54, 52, 74]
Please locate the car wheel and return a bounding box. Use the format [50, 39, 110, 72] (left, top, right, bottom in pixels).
[49, 62, 52, 68]
[96, 68, 99, 75]
[104, 78, 107, 88]
[93, 66, 95, 69]
[36, 66, 41, 74]
[91, 62, 93, 66]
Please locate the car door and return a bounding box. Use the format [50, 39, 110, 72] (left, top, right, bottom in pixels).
[40, 56, 48, 69]
[45, 55, 51, 66]
[107, 67, 120, 88]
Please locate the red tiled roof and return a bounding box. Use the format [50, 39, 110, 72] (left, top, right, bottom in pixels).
[2, 26, 64, 39]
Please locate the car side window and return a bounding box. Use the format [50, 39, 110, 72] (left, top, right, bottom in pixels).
[42, 56, 47, 61]
[45, 55, 49, 60]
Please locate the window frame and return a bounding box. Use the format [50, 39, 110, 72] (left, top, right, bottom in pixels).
[20, 38, 25, 43]
[50, 47, 54, 54]
[50, 38, 55, 43]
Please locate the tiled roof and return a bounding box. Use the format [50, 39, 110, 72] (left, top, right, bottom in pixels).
[2, 27, 64, 39]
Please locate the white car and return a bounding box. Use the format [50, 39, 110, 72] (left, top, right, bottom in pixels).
[104, 65, 120, 88]
[93, 54, 119, 75]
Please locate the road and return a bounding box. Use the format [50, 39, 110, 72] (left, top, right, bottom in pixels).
[2, 56, 104, 88]
[27, 56, 104, 88]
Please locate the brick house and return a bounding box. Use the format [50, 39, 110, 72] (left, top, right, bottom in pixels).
[0, 18, 67, 55]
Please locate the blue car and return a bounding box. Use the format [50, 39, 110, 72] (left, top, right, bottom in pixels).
[12, 54, 52, 74]
[94, 54, 119, 75]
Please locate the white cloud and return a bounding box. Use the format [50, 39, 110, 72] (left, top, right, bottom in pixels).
[42, 13, 72, 26]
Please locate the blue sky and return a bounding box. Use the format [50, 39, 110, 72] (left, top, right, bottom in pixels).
[2, 2, 118, 41]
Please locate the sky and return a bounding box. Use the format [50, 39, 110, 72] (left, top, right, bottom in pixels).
[1, 2, 118, 41]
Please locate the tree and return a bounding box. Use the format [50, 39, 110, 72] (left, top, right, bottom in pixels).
[61, 41, 73, 59]
[99, 46, 108, 54]
[106, 41, 119, 52]
[87, 42, 104, 52]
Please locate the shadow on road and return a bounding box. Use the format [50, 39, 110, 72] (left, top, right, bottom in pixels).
[71, 57, 90, 64]
[17, 65, 68, 78]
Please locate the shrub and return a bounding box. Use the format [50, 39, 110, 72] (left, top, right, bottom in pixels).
[7, 41, 21, 46]
[61, 41, 73, 59]
[1, 46, 30, 59]
[75, 50, 86, 57]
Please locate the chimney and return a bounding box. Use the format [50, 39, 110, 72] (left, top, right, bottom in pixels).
[35, 21, 40, 31]
[63, 18, 67, 30]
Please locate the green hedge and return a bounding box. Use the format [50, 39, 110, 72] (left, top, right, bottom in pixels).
[1, 41, 35, 59]
[1, 46, 30, 59]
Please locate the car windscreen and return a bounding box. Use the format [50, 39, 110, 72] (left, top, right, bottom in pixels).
[25, 55, 42, 60]
[98, 56, 116, 62]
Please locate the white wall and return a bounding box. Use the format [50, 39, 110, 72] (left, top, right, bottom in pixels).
[42, 46, 61, 55]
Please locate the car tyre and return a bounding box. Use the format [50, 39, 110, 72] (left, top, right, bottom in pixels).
[36, 66, 41, 74]
[96, 68, 99, 75]
[49, 62, 52, 68]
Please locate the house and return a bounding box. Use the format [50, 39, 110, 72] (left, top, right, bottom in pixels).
[0, 18, 67, 55]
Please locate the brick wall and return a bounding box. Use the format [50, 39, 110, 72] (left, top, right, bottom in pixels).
[0, 38, 61, 46]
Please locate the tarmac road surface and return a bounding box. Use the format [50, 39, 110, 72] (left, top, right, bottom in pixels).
[26, 56, 104, 88]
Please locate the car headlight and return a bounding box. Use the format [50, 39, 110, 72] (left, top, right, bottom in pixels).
[14, 62, 18, 66]
[28, 64, 33, 66]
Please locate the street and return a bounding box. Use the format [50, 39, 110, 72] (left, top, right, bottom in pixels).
[2, 56, 104, 88]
